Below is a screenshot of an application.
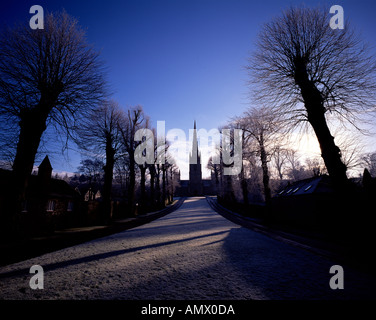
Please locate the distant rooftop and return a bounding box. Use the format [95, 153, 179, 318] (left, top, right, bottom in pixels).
[274, 175, 333, 197]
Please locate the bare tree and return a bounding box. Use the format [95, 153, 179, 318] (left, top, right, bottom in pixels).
[332, 129, 365, 173]
[113, 157, 130, 198]
[248, 5, 376, 188]
[147, 128, 159, 207]
[272, 146, 289, 180]
[306, 156, 327, 177]
[76, 100, 123, 223]
[118, 106, 149, 214]
[285, 148, 305, 181]
[0, 120, 19, 169]
[137, 125, 161, 212]
[361, 152, 376, 177]
[162, 149, 176, 205]
[216, 125, 237, 204]
[167, 160, 180, 202]
[207, 155, 220, 190]
[0, 11, 107, 218]
[234, 106, 284, 204]
[77, 158, 105, 190]
[226, 122, 251, 205]
[245, 154, 264, 203]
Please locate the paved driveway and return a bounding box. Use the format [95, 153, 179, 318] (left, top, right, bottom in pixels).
[0, 197, 375, 299]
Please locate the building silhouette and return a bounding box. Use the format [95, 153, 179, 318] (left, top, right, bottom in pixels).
[175, 121, 216, 196]
[0, 156, 80, 235]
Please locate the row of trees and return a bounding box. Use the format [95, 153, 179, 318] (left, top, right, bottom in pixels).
[209, 112, 376, 207]
[74, 101, 178, 223]
[0, 11, 177, 231]
[0, 11, 108, 229]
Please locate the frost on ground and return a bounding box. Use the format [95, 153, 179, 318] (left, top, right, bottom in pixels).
[0, 197, 375, 300]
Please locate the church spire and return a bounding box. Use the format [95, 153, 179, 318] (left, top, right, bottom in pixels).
[188, 120, 202, 196]
[190, 120, 200, 164]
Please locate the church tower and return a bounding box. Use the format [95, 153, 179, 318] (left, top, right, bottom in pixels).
[188, 120, 203, 196]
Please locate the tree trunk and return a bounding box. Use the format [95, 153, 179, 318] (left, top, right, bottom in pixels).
[165, 166, 171, 204]
[3, 105, 50, 236]
[128, 153, 136, 214]
[103, 140, 115, 224]
[308, 110, 348, 187]
[225, 174, 234, 203]
[149, 165, 155, 206]
[12, 107, 49, 207]
[169, 166, 174, 202]
[259, 138, 271, 205]
[162, 165, 166, 206]
[139, 165, 146, 213]
[294, 58, 348, 188]
[241, 178, 249, 206]
[156, 165, 161, 206]
[214, 164, 219, 195]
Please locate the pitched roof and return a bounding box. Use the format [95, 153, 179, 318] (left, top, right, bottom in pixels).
[38, 155, 52, 171]
[27, 176, 79, 198]
[0, 168, 78, 199]
[274, 175, 333, 197]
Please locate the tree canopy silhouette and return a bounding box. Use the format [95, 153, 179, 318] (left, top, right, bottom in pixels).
[248, 6, 376, 187]
[0, 11, 107, 218]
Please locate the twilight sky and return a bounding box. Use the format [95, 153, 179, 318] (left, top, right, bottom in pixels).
[2, 0, 376, 178]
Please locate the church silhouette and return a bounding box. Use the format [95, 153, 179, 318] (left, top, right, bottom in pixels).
[174, 121, 216, 197]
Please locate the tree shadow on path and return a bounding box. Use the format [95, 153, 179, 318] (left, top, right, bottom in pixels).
[222, 227, 376, 300]
[0, 230, 229, 280]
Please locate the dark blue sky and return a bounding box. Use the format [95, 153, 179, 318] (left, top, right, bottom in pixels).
[2, 0, 376, 176]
